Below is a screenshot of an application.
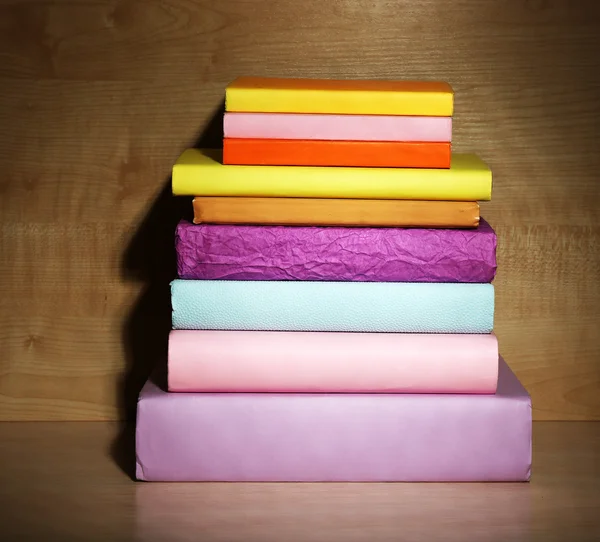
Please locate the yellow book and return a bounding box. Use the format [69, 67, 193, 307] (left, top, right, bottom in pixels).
[225, 77, 453, 116]
[172, 149, 492, 201]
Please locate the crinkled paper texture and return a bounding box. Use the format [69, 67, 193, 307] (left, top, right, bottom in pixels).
[176, 219, 497, 283]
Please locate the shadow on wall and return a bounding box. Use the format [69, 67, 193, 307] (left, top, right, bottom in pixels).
[111, 100, 225, 479]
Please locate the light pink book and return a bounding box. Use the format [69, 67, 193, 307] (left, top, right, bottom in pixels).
[168, 330, 498, 394]
[223, 112, 452, 142]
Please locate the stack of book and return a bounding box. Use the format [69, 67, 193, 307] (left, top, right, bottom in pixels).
[135, 77, 532, 483]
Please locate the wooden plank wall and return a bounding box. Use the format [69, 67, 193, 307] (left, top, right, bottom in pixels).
[1, 0, 599, 421]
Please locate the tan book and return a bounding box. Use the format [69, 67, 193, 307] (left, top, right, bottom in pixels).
[192, 197, 479, 228]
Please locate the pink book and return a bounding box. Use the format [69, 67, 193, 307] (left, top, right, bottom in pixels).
[223, 112, 452, 142]
[168, 330, 499, 394]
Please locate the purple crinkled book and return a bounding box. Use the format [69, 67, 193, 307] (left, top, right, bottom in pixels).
[136, 357, 531, 482]
[175, 219, 497, 282]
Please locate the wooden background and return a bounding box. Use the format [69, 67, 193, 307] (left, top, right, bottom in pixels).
[1, 0, 599, 421]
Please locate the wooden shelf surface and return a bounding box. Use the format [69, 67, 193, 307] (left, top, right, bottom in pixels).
[0, 421, 599, 541]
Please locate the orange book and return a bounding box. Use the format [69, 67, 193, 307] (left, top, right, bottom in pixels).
[223, 139, 451, 168]
[192, 197, 479, 228]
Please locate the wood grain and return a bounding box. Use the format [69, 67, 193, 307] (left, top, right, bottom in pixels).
[0, 422, 599, 541]
[1, 0, 599, 420]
